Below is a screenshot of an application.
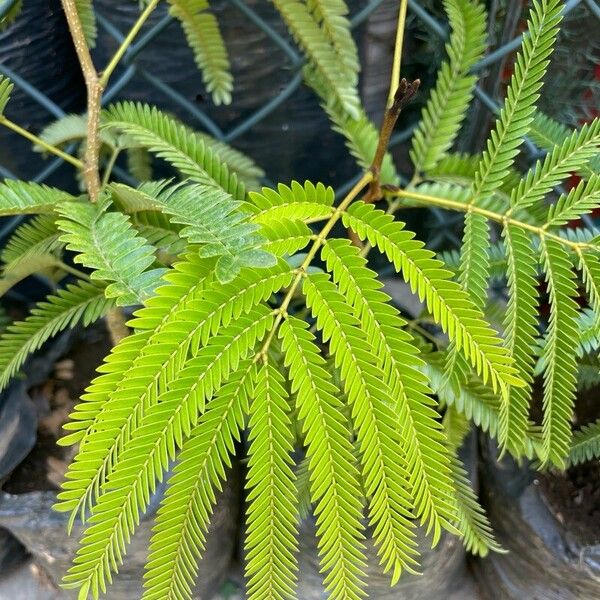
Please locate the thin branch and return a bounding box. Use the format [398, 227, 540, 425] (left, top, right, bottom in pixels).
[99, 0, 160, 88]
[61, 0, 158, 346]
[62, 0, 158, 200]
[387, 187, 593, 252]
[348, 8, 413, 249]
[101, 148, 121, 187]
[61, 0, 97, 85]
[366, 78, 420, 203]
[61, 0, 102, 201]
[0, 116, 83, 169]
[58, 262, 91, 281]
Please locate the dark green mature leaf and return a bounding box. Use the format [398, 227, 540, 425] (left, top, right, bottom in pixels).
[0, 281, 113, 392]
[0, 180, 74, 215]
[167, 0, 233, 105]
[410, 0, 486, 173]
[56, 198, 167, 305]
[103, 102, 246, 200]
[271, 0, 360, 118]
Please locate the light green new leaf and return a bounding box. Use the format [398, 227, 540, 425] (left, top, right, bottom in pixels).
[512, 119, 600, 214]
[304, 272, 419, 581]
[280, 317, 366, 599]
[249, 180, 335, 226]
[539, 239, 579, 466]
[322, 239, 459, 540]
[0, 281, 113, 393]
[245, 362, 299, 600]
[451, 0, 563, 390]
[342, 201, 522, 396]
[143, 361, 255, 600]
[62, 308, 274, 597]
[499, 225, 539, 454]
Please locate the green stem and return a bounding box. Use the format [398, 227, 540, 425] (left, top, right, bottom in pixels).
[58, 262, 91, 281]
[387, 0, 409, 108]
[406, 320, 441, 348]
[102, 148, 121, 187]
[0, 116, 83, 169]
[99, 0, 160, 88]
[390, 188, 591, 252]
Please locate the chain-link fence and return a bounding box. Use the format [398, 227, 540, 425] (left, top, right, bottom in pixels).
[0, 0, 598, 260]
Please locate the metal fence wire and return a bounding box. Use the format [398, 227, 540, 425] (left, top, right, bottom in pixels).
[0, 0, 598, 254]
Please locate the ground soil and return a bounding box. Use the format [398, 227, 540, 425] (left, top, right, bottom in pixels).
[538, 460, 600, 546]
[2, 324, 112, 494]
[536, 384, 600, 547]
